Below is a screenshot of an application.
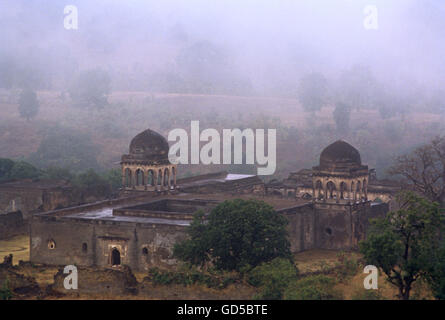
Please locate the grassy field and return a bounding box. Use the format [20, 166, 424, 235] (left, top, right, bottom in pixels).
[0, 235, 29, 264]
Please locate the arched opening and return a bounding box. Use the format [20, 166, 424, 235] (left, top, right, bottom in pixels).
[339, 182, 348, 199]
[147, 170, 155, 186]
[356, 181, 362, 202]
[136, 169, 144, 186]
[164, 168, 170, 187]
[170, 167, 176, 187]
[326, 181, 336, 199]
[142, 247, 148, 255]
[124, 168, 132, 188]
[82, 243, 88, 253]
[325, 227, 332, 236]
[48, 239, 56, 250]
[111, 248, 121, 266]
[157, 170, 163, 188]
[315, 180, 323, 200]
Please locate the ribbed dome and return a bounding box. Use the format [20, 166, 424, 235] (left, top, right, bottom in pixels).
[128, 129, 169, 161]
[319, 140, 361, 169]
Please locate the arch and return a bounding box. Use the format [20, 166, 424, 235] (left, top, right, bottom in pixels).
[135, 168, 144, 186]
[164, 168, 170, 187]
[146, 170, 155, 186]
[315, 180, 323, 200]
[82, 243, 88, 253]
[170, 167, 176, 187]
[326, 181, 336, 199]
[111, 248, 121, 266]
[124, 168, 132, 188]
[157, 169, 163, 188]
[339, 181, 348, 199]
[142, 247, 148, 255]
[356, 180, 362, 202]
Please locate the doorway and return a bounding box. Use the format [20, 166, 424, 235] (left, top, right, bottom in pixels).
[111, 248, 121, 266]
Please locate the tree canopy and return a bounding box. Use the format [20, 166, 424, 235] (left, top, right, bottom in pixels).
[359, 191, 444, 300]
[174, 199, 291, 271]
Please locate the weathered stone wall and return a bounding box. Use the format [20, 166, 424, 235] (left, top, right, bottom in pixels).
[0, 211, 25, 239]
[0, 186, 82, 220]
[30, 215, 188, 271]
[279, 203, 315, 253]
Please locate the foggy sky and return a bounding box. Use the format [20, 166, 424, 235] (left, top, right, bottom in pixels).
[1, 0, 444, 94]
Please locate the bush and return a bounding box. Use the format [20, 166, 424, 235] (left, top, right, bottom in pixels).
[0, 279, 13, 300]
[7, 161, 41, 180]
[334, 251, 360, 281]
[148, 267, 237, 289]
[248, 258, 299, 300]
[284, 275, 343, 300]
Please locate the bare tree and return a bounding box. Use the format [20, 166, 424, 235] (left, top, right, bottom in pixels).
[389, 136, 445, 207]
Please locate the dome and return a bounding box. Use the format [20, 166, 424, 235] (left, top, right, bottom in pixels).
[127, 129, 169, 161]
[319, 140, 361, 169]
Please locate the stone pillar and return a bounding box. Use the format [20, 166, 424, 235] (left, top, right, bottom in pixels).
[173, 167, 177, 188]
[122, 166, 126, 189]
[323, 183, 327, 203]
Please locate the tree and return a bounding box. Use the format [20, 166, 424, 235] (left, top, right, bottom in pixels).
[359, 192, 443, 300]
[18, 89, 39, 120]
[297, 72, 328, 113]
[0, 158, 15, 181]
[74, 169, 112, 198]
[174, 199, 292, 271]
[69, 68, 111, 109]
[425, 245, 445, 299]
[333, 102, 351, 135]
[389, 136, 445, 208]
[8, 161, 41, 180]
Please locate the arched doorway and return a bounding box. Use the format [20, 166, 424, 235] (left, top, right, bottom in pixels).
[111, 248, 121, 266]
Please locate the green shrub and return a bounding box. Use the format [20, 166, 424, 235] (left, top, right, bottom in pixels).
[284, 275, 343, 300]
[148, 267, 237, 289]
[0, 279, 13, 300]
[248, 258, 298, 300]
[335, 251, 360, 281]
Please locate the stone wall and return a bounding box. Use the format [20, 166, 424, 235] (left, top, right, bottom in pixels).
[30, 215, 188, 271]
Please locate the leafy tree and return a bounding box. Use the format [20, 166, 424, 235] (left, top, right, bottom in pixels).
[18, 89, 39, 120]
[389, 136, 445, 208]
[333, 102, 351, 135]
[284, 275, 343, 300]
[69, 68, 111, 109]
[248, 258, 298, 300]
[74, 169, 112, 198]
[425, 245, 445, 299]
[0, 158, 15, 181]
[102, 168, 122, 191]
[174, 199, 291, 271]
[40, 166, 74, 182]
[297, 72, 328, 113]
[7, 161, 41, 180]
[359, 192, 443, 300]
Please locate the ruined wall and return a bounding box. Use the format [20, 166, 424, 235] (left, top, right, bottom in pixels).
[30, 216, 188, 271]
[0, 211, 25, 239]
[279, 203, 315, 253]
[0, 186, 82, 220]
